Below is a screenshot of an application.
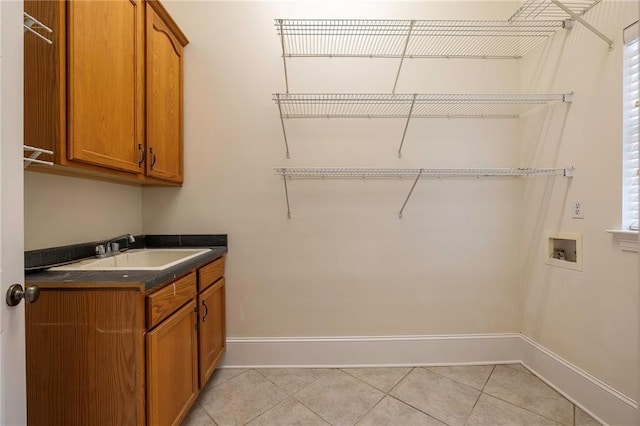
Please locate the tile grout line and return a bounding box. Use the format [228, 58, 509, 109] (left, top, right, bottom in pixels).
[387, 366, 415, 395]
[421, 365, 493, 392]
[240, 369, 293, 426]
[245, 368, 332, 425]
[196, 400, 219, 426]
[198, 369, 253, 425]
[385, 394, 453, 426]
[352, 392, 386, 425]
[335, 367, 392, 424]
[387, 368, 455, 426]
[209, 368, 249, 390]
[287, 369, 354, 426]
[483, 366, 574, 426]
[462, 364, 496, 426]
[343, 366, 415, 425]
[482, 391, 572, 425]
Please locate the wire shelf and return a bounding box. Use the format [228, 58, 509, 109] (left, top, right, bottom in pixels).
[273, 92, 572, 158]
[24, 145, 54, 169]
[273, 93, 571, 119]
[275, 167, 572, 178]
[509, 0, 600, 21]
[274, 167, 574, 219]
[276, 19, 563, 59]
[275, 0, 611, 92]
[23, 12, 53, 45]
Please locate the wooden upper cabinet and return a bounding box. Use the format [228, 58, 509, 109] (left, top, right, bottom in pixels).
[146, 2, 189, 183]
[67, 0, 144, 173]
[24, 0, 188, 185]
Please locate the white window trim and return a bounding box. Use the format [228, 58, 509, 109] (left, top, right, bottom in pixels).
[617, 22, 639, 244]
[606, 229, 638, 252]
[610, 22, 639, 251]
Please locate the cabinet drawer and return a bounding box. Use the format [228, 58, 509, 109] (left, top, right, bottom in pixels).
[198, 257, 225, 291]
[147, 272, 196, 329]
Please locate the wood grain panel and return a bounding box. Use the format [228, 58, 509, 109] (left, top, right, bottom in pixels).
[67, 0, 144, 173]
[198, 256, 225, 292]
[198, 278, 226, 388]
[26, 289, 146, 426]
[147, 272, 196, 329]
[146, 300, 198, 426]
[23, 0, 65, 164]
[146, 4, 186, 183]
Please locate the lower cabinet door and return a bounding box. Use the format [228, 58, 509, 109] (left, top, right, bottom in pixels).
[198, 278, 226, 388]
[147, 300, 198, 426]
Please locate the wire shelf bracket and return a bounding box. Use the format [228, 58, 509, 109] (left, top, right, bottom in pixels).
[24, 145, 54, 169]
[23, 12, 53, 45]
[275, 166, 574, 219]
[273, 92, 572, 158]
[508, 0, 612, 49]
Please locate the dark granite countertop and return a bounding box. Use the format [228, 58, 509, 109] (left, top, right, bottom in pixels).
[25, 235, 227, 292]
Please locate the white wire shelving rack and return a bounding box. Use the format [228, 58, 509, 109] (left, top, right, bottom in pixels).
[23, 146, 54, 169]
[273, 92, 573, 157]
[23, 11, 53, 44]
[274, 166, 575, 219]
[275, 0, 611, 92]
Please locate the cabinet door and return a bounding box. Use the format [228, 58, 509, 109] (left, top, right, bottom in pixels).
[147, 300, 198, 426]
[67, 0, 144, 173]
[26, 289, 146, 426]
[146, 4, 185, 183]
[198, 278, 226, 388]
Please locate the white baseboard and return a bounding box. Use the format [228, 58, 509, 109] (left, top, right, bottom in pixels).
[221, 333, 522, 368]
[518, 335, 637, 426]
[220, 333, 637, 426]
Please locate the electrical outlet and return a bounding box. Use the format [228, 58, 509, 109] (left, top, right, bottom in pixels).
[572, 200, 584, 219]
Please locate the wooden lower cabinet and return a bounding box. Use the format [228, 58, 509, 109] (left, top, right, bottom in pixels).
[25, 256, 226, 426]
[26, 289, 146, 426]
[198, 278, 226, 388]
[147, 300, 198, 426]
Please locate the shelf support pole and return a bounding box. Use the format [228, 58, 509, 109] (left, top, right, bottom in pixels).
[280, 170, 292, 219]
[397, 94, 417, 158]
[398, 169, 423, 219]
[392, 20, 415, 94]
[550, 0, 614, 50]
[278, 19, 290, 93]
[275, 94, 291, 159]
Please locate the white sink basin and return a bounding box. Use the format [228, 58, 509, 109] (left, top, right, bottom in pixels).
[50, 248, 212, 271]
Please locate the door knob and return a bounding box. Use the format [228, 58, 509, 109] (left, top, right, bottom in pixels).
[6, 284, 40, 307]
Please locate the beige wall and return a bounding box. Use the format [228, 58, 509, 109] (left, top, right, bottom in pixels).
[144, 0, 523, 337]
[24, 172, 142, 250]
[520, 1, 639, 400]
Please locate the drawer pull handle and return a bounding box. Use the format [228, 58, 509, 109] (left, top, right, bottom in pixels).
[202, 300, 209, 322]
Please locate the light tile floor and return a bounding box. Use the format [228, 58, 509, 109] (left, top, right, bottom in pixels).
[182, 364, 602, 426]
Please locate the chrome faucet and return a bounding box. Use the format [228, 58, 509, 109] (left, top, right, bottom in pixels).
[95, 234, 136, 258]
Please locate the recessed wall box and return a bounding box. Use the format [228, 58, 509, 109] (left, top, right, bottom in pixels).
[546, 232, 583, 271]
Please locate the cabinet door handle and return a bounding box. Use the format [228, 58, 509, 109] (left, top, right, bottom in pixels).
[137, 144, 145, 168]
[202, 300, 209, 322]
[149, 147, 156, 170]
